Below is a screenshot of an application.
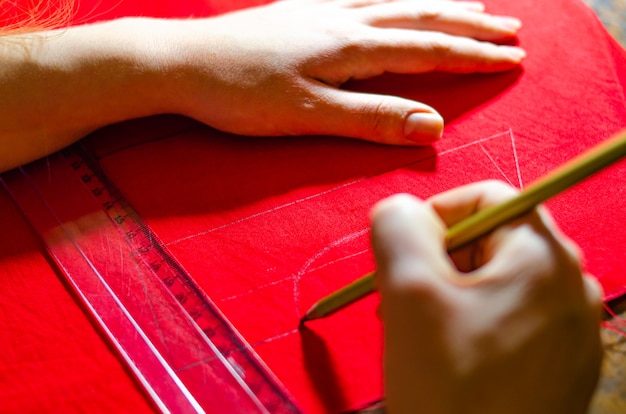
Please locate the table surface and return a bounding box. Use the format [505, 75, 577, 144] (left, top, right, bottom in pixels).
[581, 1, 626, 412]
[591, 304, 626, 413]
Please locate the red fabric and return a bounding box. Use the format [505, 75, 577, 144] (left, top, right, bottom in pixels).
[1, 0, 626, 412]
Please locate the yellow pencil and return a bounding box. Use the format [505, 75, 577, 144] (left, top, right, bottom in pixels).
[301, 128, 626, 323]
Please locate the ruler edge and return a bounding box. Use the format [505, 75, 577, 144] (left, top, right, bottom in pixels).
[72, 144, 301, 412]
[1, 146, 302, 413]
[0, 162, 206, 414]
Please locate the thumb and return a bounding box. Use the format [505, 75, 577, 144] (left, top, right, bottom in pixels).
[371, 193, 451, 294]
[310, 84, 444, 146]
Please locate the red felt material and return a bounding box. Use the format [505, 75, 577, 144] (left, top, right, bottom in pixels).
[1, 0, 625, 412]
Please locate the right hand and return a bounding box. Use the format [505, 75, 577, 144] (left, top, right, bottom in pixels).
[371, 181, 603, 414]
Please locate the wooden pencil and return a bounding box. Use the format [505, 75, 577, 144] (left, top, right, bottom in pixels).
[300, 128, 626, 323]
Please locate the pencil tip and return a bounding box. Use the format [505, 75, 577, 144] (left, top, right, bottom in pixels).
[298, 319, 307, 328]
[300, 302, 323, 325]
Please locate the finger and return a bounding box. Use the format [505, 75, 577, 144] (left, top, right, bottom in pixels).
[428, 180, 518, 227]
[426, 180, 518, 272]
[371, 193, 452, 293]
[304, 82, 444, 145]
[454, 1, 486, 12]
[583, 275, 604, 318]
[361, 3, 521, 41]
[522, 205, 595, 290]
[336, 0, 483, 10]
[371, 192, 454, 412]
[348, 28, 525, 75]
[474, 202, 583, 289]
[334, 0, 443, 8]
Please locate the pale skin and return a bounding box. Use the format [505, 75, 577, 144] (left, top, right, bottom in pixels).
[0, 0, 602, 412]
[0, 0, 526, 172]
[372, 181, 603, 414]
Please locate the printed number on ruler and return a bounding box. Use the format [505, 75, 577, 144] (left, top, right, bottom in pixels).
[1, 144, 301, 414]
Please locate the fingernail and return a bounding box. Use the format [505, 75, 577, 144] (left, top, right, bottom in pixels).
[501, 46, 526, 62]
[404, 112, 443, 144]
[494, 16, 522, 32]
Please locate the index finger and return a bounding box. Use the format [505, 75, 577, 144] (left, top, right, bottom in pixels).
[427, 179, 519, 228]
[426, 180, 520, 272]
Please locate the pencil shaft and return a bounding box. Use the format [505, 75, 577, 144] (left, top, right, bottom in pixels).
[303, 129, 626, 322]
[301, 273, 375, 321]
[447, 129, 626, 248]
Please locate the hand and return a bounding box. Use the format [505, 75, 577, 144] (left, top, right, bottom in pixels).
[370, 181, 603, 414]
[167, 0, 525, 145]
[0, 0, 525, 171]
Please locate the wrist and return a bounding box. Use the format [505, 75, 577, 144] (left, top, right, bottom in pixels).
[104, 17, 231, 125]
[59, 18, 184, 122]
[27, 18, 185, 132]
[0, 17, 187, 171]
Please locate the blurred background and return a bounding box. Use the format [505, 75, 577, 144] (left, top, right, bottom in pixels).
[583, 0, 625, 45]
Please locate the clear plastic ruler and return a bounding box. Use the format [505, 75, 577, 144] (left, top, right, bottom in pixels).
[1, 144, 302, 413]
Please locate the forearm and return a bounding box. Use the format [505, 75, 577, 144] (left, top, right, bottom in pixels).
[0, 18, 181, 172]
[0, 0, 528, 172]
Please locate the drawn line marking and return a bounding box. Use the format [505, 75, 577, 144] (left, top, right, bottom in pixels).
[438, 130, 511, 156]
[178, 130, 522, 348]
[251, 329, 299, 347]
[307, 249, 370, 274]
[510, 129, 524, 189]
[218, 249, 370, 304]
[479, 144, 514, 187]
[292, 229, 369, 315]
[167, 180, 367, 246]
[175, 329, 299, 373]
[167, 130, 515, 246]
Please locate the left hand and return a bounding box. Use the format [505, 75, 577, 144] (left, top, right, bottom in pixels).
[0, 0, 525, 171]
[165, 0, 525, 145]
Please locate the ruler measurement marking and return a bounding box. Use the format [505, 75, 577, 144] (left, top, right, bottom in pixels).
[71, 145, 301, 412]
[2, 164, 203, 413]
[3, 144, 301, 413]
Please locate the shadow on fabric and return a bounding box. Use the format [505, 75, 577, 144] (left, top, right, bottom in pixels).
[300, 325, 349, 413]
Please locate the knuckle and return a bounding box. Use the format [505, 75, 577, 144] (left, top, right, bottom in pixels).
[375, 193, 424, 221]
[372, 195, 422, 237]
[480, 179, 517, 194]
[382, 193, 420, 209]
[466, 179, 518, 208]
[415, 6, 443, 22]
[371, 99, 390, 135]
[481, 179, 519, 204]
[515, 230, 583, 293]
[343, 0, 392, 7]
[360, 98, 402, 141]
[428, 36, 455, 59]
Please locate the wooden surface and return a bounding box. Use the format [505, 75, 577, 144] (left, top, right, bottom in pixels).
[580, 1, 626, 412]
[592, 319, 626, 413]
[583, 0, 626, 46]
